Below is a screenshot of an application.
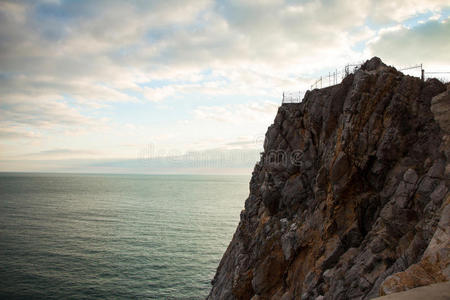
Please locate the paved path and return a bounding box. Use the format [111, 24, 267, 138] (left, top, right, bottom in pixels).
[374, 281, 450, 300]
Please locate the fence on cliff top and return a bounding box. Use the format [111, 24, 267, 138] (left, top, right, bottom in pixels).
[281, 63, 450, 105]
[386, 64, 449, 81]
[281, 63, 362, 104]
[282, 91, 306, 103]
[309, 63, 362, 90]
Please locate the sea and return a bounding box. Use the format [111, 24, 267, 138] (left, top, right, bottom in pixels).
[0, 173, 250, 299]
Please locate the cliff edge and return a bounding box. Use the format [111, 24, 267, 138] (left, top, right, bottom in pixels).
[208, 57, 450, 299]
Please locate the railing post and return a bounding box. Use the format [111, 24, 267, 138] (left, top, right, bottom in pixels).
[421, 64, 424, 81]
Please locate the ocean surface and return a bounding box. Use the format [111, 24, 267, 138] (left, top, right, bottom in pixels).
[0, 173, 250, 299]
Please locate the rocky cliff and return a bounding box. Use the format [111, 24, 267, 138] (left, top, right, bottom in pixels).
[208, 57, 450, 300]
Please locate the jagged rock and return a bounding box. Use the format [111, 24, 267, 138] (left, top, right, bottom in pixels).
[281, 228, 298, 261]
[207, 57, 449, 300]
[431, 84, 450, 134]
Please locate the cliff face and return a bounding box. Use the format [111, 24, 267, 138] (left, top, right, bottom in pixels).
[208, 57, 450, 300]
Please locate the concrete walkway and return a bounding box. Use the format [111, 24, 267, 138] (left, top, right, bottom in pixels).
[374, 281, 450, 300]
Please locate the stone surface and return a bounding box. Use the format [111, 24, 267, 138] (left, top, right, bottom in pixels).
[374, 281, 450, 300]
[207, 57, 450, 300]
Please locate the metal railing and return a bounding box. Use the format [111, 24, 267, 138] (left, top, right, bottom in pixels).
[282, 63, 363, 104]
[281, 62, 449, 105]
[395, 64, 449, 82]
[398, 64, 424, 80]
[310, 63, 363, 90]
[282, 91, 305, 104]
[424, 71, 450, 83]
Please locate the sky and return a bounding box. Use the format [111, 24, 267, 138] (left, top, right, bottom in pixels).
[0, 0, 449, 174]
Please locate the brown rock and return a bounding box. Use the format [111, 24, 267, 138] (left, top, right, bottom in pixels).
[207, 57, 449, 300]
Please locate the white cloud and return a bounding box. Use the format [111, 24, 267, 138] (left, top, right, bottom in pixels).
[0, 94, 95, 128]
[1, 0, 449, 168]
[142, 86, 177, 102]
[369, 0, 449, 24]
[368, 19, 450, 66]
[194, 101, 278, 124]
[0, 127, 41, 140]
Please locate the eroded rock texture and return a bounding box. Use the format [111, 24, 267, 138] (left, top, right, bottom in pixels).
[208, 57, 450, 300]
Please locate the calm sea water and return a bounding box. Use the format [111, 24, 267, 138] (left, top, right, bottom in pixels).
[0, 173, 249, 299]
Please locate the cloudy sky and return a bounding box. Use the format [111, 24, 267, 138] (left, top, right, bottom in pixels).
[0, 0, 449, 173]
